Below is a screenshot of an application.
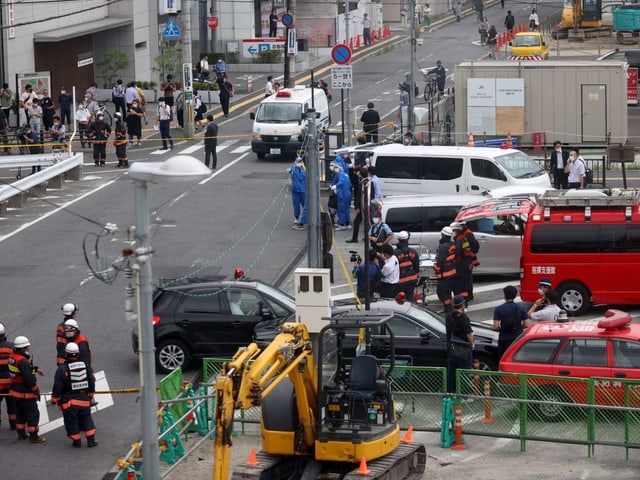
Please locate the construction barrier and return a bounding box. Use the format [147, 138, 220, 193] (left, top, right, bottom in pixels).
[467, 132, 475, 147]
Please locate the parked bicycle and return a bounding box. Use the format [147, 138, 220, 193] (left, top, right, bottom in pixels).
[423, 73, 439, 101]
[97, 103, 113, 127]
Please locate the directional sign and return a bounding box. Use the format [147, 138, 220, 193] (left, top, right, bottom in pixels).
[162, 18, 181, 39]
[208, 16, 219, 29]
[331, 44, 352, 65]
[331, 65, 353, 89]
[281, 13, 294, 28]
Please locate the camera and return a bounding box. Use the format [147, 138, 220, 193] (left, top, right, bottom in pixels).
[349, 250, 362, 263]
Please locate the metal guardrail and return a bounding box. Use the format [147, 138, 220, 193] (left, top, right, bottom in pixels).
[0, 151, 83, 213]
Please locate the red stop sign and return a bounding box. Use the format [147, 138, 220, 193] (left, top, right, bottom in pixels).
[208, 16, 219, 29]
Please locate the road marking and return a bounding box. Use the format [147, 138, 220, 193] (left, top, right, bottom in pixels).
[198, 152, 250, 185]
[181, 144, 204, 154]
[150, 149, 172, 155]
[38, 370, 113, 434]
[230, 145, 252, 153]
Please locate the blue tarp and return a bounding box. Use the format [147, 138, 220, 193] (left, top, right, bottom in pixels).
[474, 137, 520, 147]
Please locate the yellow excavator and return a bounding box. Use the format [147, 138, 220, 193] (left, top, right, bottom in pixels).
[213, 312, 427, 480]
[561, 0, 603, 29]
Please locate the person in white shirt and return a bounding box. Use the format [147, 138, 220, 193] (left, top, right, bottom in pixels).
[199, 54, 210, 80]
[528, 9, 539, 31]
[379, 244, 400, 298]
[265, 75, 274, 97]
[76, 103, 90, 148]
[528, 290, 562, 323]
[567, 150, 586, 189]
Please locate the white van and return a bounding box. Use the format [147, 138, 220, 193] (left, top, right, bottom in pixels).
[250, 85, 330, 159]
[370, 144, 551, 197]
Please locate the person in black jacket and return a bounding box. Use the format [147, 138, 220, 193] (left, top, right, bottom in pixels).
[360, 102, 380, 143]
[446, 296, 474, 393]
[504, 10, 515, 31]
[204, 115, 219, 169]
[549, 140, 569, 189]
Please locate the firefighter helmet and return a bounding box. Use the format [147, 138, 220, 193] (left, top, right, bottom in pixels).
[62, 303, 79, 315]
[65, 342, 80, 355]
[0, 322, 4, 336]
[14, 336, 30, 349]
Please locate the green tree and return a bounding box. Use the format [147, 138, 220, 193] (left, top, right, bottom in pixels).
[96, 51, 129, 88]
[153, 48, 182, 82]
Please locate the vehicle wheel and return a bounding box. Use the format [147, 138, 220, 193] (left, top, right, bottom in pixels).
[531, 385, 572, 422]
[557, 281, 590, 316]
[156, 339, 192, 374]
[474, 354, 498, 372]
[256, 152, 266, 159]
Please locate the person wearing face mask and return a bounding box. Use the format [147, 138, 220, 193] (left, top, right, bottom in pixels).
[566, 149, 586, 189]
[528, 289, 561, 324]
[58, 87, 72, 127]
[75, 103, 90, 149]
[126, 100, 144, 145]
[549, 140, 569, 189]
[533, 277, 552, 311]
[368, 211, 394, 252]
[156, 97, 173, 150]
[434, 226, 457, 314]
[288, 157, 307, 230]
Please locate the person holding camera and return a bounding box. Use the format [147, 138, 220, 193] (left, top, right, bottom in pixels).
[352, 250, 381, 300]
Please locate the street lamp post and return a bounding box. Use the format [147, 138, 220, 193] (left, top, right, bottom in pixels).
[129, 155, 211, 480]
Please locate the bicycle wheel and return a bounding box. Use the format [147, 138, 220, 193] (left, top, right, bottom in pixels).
[423, 83, 433, 101]
[103, 109, 113, 128]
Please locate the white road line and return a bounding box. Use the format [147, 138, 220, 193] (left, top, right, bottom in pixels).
[230, 145, 252, 153]
[198, 152, 250, 185]
[150, 149, 171, 155]
[180, 144, 204, 154]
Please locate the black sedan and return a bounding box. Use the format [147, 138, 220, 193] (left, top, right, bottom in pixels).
[131, 277, 296, 373]
[255, 299, 501, 371]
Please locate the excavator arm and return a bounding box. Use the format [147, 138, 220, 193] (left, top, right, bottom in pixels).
[213, 322, 318, 480]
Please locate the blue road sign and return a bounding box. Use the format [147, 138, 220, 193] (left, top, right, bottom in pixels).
[331, 44, 352, 65]
[163, 18, 181, 39]
[281, 13, 294, 28]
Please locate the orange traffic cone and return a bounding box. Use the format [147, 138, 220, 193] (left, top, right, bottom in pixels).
[246, 448, 259, 466]
[506, 132, 513, 148]
[357, 456, 370, 475]
[401, 426, 414, 443]
[356, 34, 361, 48]
[467, 132, 475, 147]
[349, 37, 354, 49]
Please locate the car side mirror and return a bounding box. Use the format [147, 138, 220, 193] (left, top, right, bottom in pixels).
[419, 328, 433, 344]
[249, 112, 255, 120]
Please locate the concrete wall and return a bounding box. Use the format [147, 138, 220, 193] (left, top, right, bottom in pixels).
[454, 61, 628, 146]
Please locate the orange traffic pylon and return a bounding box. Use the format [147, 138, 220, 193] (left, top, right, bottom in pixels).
[506, 132, 513, 148]
[355, 34, 361, 48]
[401, 426, 414, 443]
[481, 380, 497, 424]
[246, 448, 259, 466]
[467, 132, 475, 147]
[349, 37, 354, 50]
[357, 456, 370, 475]
[450, 404, 467, 450]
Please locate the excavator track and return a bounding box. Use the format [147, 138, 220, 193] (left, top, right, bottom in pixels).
[231, 443, 427, 480]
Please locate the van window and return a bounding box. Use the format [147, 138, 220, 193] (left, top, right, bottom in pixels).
[375, 156, 463, 181]
[530, 224, 640, 254]
[256, 103, 302, 123]
[467, 214, 523, 235]
[385, 205, 462, 233]
[494, 151, 546, 179]
[471, 158, 507, 181]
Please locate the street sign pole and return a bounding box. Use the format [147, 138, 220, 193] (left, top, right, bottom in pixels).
[283, 4, 292, 88]
[181, 1, 194, 139]
[345, 7, 353, 146]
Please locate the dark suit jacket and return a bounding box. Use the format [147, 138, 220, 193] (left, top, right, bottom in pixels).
[204, 121, 218, 147]
[549, 149, 569, 171]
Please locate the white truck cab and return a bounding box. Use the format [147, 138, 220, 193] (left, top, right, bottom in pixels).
[250, 85, 330, 159]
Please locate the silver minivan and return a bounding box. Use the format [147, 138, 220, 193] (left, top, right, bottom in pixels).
[380, 194, 480, 256]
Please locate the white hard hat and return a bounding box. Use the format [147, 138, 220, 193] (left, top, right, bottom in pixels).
[14, 335, 30, 349]
[441, 226, 453, 237]
[62, 303, 78, 315]
[64, 319, 79, 330]
[65, 342, 80, 355]
[398, 231, 410, 240]
[450, 221, 463, 231]
[0, 322, 4, 336]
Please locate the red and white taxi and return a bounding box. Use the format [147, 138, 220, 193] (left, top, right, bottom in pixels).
[499, 309, 640, 419]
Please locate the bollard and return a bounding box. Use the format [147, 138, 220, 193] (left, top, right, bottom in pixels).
[481, 380, 497, 424]
[467, 132, 475, 147]
[440, 396, 456, 448]
[450, 403, 467, 450]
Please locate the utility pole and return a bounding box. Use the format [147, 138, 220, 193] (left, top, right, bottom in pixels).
[306, 107, 321, 268]
[182, 0, 195, 139]
[408, 0, 416, 134]
[345, 3, 353, 145]
[284, 0, 292, 87]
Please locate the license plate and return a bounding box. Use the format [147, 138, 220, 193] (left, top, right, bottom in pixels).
[270, 148, 281, 155]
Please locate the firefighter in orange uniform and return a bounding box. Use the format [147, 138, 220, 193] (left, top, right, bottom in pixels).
[393, 231, 420, 299]
[57, 303, 79, 366]
[9, 336, 45, 443]
[434, 226, 457, 313]
[51, 342, 97, 448]
[0, 323, 17, 430]
[62, 319, 92, 369]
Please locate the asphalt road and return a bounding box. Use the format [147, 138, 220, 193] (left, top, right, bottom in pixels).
[0, 2, 638, 479]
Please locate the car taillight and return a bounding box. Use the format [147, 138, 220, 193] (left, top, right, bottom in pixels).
[152, 315, 161, 326]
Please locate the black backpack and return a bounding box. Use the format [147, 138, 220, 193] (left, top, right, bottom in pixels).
[501, 304, 521, 333]
[197, 98, 207, 114]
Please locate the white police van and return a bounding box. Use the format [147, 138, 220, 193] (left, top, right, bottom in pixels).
[250, 85, 330, 159]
